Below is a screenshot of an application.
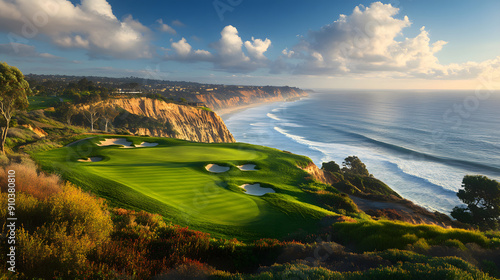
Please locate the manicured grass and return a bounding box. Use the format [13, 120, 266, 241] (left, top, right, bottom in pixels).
[28, 96, 60, 110]
[33, 136, 337, 240]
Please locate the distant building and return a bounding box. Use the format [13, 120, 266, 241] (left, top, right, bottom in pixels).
[117, 88, 142, 94]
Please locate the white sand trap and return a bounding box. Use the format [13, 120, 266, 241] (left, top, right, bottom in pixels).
[205, 164, 230, 173]
[239, 184, 275, 196]
[237, 164, 258, 171]
[135, 142, 159, 148]
[77, 157, 103, 162]
[98, 138, 134, 148]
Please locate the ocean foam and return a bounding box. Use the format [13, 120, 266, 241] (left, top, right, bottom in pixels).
[266, 113, 282, 121]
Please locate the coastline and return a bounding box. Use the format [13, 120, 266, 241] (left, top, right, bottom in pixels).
[215, 102, 268, 119]
[216, 99, 302, 119]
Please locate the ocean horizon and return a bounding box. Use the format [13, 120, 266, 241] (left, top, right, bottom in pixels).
[223, 90, 500, 214]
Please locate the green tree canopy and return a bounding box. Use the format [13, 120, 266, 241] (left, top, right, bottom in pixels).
[451, 175, 500, 230]
[322, 161, 341, 173]
[0, 62, 31, 154]
[342, 156, 369, 176]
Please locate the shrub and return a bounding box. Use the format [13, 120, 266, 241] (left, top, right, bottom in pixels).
[0, 154, 8, 166]
[18, 223, 90, 277]
[332, 220, 495, 252]
[48, 183, 113, 243]
[154, 260, 216, 280]
[0, 163, 62, 200]
[442, 239, 467, 251]
[316, 191, 359, 214]
[0, 181, 113, 279]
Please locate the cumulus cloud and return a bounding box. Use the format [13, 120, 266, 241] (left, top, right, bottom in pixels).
[279, 1, 499, 80]
[156, 19, 176, 35]
[0, 0, 153, 59]
[244, 37, 271, 61]
[167, 37, 212, 61]
[165, 25, 271, 72]
[210, 25, 251, 69]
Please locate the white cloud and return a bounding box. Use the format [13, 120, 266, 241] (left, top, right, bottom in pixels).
[156, 19, 176, 35]
[171, 37, 192, 57]
[0, 0, 153, 59]
[281, 48, 295, 58]
[80, 0, 115, 19]
[210, 25, 271, 71]
[165, 25, 271, 72]
[211, 25, 250, 68]
[280, 1, 499, 80]
[244, 37, 271, 60]
[167, 37, 212, 61]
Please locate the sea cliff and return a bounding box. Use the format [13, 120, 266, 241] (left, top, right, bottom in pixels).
[188, 86, 309, 110]
[109, 97, 235, 143]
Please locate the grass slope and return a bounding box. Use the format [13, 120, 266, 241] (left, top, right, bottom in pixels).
[33, 136, 337, 240]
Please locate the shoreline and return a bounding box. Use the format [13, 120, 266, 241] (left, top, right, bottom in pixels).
[215, 102, 271, 119]
[215, 96, 311, 119]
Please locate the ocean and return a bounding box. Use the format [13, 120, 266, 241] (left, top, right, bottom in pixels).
[223, 90, 500, 214]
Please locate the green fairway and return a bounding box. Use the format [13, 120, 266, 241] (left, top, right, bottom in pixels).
[33, 136, 337, 240]
[28, 96, 71, 110]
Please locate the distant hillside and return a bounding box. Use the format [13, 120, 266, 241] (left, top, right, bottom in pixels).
[25, 74, 309, 110]
[186, 86, 308, 110]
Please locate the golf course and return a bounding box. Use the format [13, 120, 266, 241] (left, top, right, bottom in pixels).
[33, 136, 338, 240]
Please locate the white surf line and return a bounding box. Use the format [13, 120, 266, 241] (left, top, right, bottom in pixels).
[77, 157, 103, 162]
[237, 164, 258, 171]
[238, 184, 275, 196]
[205, 164, 230, 173]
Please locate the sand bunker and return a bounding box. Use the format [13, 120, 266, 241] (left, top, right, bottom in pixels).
[205, 164, 230, 173]
[135, 142, 159, 148]
[239, 184, 275, 196]
[97, 138, 159, 148]
[97, 138, 134, 148]
[77, 157, 103, 162]
[237, 164, 257, 171]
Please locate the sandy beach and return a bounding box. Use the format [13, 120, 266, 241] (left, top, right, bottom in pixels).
[215, 101, 284, 119]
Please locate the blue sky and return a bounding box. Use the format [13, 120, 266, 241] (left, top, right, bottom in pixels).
[1, 0, 499, 89]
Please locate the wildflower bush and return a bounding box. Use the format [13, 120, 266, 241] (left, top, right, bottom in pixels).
[0, 173, 113, 279]
[0, 163, 62, 200]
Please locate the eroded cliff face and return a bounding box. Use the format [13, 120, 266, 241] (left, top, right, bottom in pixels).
[300, 162, 339, 185]
[191, 87, 308, 110]
[110, 98, 235, 143]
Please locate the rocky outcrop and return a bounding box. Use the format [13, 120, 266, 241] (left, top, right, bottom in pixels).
[190, 87, 309, 110]
[21, 124, 48, 138]
[109, 98, 235, 143]
[300, 162, 339, 185]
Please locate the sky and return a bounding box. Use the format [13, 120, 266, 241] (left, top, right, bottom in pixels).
[0, 0, 499, 90]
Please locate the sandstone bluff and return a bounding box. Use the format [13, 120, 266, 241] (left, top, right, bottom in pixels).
[110, 98, 235, 143]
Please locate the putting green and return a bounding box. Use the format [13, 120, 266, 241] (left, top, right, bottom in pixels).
[88, 146, 261, 224]
[34, 136, 336, 240]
